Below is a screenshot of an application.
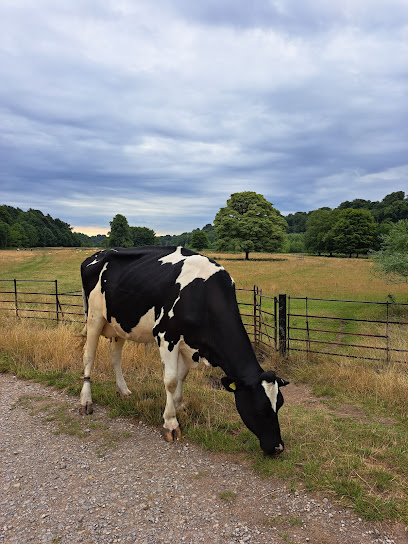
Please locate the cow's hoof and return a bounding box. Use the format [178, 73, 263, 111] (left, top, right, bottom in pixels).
[116, 388, 132, 398]
[162, 427, 182, 442]
[79, 403, 93, 415]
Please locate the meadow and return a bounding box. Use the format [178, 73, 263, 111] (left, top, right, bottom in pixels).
[0, 248, 407, 525]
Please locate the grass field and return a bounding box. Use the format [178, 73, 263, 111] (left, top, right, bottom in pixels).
[0, 248, 407, 525]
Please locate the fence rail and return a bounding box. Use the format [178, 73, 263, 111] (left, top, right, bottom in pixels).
[0, 280, 407, 363]
[0, 279, 84, 323]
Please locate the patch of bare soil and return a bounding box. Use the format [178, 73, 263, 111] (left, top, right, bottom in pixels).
[1, 374, 406, 544]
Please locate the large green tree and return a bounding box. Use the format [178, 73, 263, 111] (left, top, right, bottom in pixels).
[107, 214, 133, 247]
[130, 226, 157, 246]
[190, 229, 209, 251]
[331, 208, 377, 257]
[304, 208, 340, 255]
[214, 191, 287, 260]
[371, 220, 408, 282]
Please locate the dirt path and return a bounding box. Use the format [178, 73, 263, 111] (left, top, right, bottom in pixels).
[0, 374, 404, 544]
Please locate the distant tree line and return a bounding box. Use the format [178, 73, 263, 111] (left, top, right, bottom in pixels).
[1, 191, 407, 259]
[284, 191, 408, 256]
[0, 205, 87, 248]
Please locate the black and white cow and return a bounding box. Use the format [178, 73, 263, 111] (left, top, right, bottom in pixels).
[80, 246, 289, 454]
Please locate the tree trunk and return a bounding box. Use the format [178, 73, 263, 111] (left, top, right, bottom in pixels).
[245, 251, 249, 260]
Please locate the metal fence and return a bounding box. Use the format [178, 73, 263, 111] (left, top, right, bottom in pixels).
[286, 295, 408, 364]
[237, 288, 408, 364]
[1, 280, 407, 363]
[0, 279, 83, 323]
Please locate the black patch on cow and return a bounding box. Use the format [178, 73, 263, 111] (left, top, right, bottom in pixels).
[192, 351, 200, 362]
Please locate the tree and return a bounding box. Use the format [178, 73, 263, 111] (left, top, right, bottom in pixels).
[285, 211, 309, 233]
[304, 209, 339, 255]
[0, 221, 11, 247]
[371, 220, 408, 282]
[130, 226, 157, 246]
[190, 230, 209, 251]
[214, 192, 287, 260]
[331, 209, 377, 257]
[107, 214, 133, 247]
[283, 233, 305, 253]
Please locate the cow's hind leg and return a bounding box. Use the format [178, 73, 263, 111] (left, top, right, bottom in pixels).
[109, 337, 132, 397]
[159, 341, 182, 442]
[79, 317, 104, 415]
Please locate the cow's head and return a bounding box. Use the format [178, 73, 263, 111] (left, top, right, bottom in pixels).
[221, 370, 289, 455]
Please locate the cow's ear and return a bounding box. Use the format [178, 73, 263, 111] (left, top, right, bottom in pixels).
[260, 370, 276, 383]
[276, 376, 290, 387]
[221, 376, 240, 392]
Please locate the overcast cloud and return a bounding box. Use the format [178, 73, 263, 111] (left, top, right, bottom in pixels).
[1, 0, 407, 235]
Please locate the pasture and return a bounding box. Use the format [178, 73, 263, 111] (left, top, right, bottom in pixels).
[0, 248, 407, 525]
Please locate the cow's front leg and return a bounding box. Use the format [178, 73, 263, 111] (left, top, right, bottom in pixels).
[159, 339, 182, 442]
[109, 336, 132, 397]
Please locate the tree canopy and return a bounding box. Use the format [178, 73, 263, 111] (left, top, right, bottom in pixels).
[371, 220, 408, 282]
[190, 229, 209, 251]
[0, 205, 84, 248]
[214, 191, 287, 259]
[331, 209, 377, 257]
[107, 214, 133, 247]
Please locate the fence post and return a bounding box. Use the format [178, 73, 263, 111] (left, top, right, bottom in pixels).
[279, 294, 287, 356]
[253, 285, 258, 349]
[13, 279, 18, 317]
[386, 300, 390, 363]
[55, 280, 59, 322]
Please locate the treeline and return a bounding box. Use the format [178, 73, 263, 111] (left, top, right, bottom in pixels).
[284, 191, 408, 256]
[158, 224, 217, 248]
[1, 191, 407, 255]
[0, 205, 90, 248]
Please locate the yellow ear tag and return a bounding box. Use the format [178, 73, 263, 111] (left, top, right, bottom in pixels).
[229, 382, 236, 391]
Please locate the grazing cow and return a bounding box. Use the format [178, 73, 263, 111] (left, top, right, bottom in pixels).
[80, 246, 289, 454]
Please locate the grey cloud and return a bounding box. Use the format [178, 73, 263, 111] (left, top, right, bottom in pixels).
[0, 0, 406, 233]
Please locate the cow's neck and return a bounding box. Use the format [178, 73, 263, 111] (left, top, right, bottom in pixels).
[210, 330, 263, 381]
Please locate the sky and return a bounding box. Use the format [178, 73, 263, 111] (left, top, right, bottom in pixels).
[1, 1, 407, 236]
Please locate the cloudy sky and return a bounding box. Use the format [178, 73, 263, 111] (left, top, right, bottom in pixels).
[1, 1, 407, 235]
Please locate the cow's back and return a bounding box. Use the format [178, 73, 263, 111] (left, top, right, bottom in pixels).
[81, 246, 229, 340]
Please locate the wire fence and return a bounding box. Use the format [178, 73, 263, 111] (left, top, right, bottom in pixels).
[0, 279, 407, 363]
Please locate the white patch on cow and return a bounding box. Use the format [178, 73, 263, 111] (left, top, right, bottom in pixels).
[157, 331, 174, 354]
[110, 308, 156, 343]
[262, 380, 279, 412]
[159, 246, 186, 266]
[159, 247, 224, 319]
[87, 262, 109, 318]
[179, 336, 200, 369]
[176, 255, 223, 291]
[168, 296, 180, 318]
[155, 307, 164, 326]
[86, 258, 100, 267]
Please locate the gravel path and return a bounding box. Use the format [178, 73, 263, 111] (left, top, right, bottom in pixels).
[0, 374, 405, 544]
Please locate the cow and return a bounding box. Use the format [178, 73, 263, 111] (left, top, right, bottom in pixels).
[79, 246, 289, 454]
